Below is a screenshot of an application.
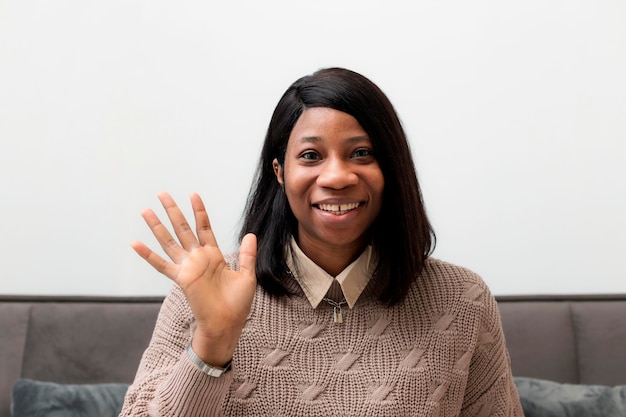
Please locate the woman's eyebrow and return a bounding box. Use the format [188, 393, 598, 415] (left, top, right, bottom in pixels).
[296, 135, 371, 144]
[345, 135, 371, 144]
[297, 136, 322, 144]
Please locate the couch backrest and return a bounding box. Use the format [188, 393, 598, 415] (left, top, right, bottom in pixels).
[498, 294, 626, 386]
[0, 296, 162, 417]
[1, 294, 625, 417]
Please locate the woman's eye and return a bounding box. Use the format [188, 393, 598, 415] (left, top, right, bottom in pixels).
[300, 151, 319, 161]
[353, 148, 373, 158]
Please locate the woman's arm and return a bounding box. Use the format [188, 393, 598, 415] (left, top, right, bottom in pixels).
[461, 288, 524, 416]
[119, 284, 233, 416]
[120, 192, 257, 416]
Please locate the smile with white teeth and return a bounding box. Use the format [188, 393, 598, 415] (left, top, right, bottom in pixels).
[316, 202, 361, 215]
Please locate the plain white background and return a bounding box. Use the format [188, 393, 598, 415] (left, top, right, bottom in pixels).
[1, 0, 624, 296]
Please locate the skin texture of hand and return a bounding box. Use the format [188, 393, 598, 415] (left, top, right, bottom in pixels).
[131, 192, 257, 367]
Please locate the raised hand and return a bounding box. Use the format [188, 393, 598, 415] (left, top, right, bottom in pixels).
[131, 192, 257, 367]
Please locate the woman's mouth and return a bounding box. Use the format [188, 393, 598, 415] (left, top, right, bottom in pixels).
[315, 202, 361, 215]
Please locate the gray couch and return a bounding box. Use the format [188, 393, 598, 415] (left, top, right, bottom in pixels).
[1, 293, 625, 417]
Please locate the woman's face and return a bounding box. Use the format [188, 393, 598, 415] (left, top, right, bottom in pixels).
[273, 107, 384, 268]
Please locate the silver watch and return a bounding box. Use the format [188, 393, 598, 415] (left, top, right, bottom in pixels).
[186, 344, 232, 378]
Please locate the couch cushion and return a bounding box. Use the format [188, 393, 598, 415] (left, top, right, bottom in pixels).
[499, 302, 578, 383]
[20, 301, 160, 384]
[514, 377, 626, 417]
[572, 301, 626, 386]
[0, 303, 30, 417]
[11, 379, 128, 417]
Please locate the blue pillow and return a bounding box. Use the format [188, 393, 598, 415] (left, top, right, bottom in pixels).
[514, 377, 626, 417]
[11, 379, 129, 417]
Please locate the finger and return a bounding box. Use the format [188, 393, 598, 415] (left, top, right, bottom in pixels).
[141, 208, 188, 262]
[238, 233, 257, 280]
[190, 192, 219, 248]
[131, 240, 179, 280]
[157, 192, 199, 251]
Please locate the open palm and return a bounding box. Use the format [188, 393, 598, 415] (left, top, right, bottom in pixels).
[131, 192, 256, 365]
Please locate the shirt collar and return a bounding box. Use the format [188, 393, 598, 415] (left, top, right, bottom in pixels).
[285, 237, 376, 309]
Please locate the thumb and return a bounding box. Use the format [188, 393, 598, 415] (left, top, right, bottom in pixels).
[238, 233, 257, 279]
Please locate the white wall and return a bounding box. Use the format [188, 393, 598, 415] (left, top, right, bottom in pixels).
[1, 0, 624, 296]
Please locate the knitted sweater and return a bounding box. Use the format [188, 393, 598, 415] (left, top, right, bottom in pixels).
[119, 257, 523, 416]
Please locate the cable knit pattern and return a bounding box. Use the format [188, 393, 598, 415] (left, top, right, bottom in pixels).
[119, 258, 523, 417]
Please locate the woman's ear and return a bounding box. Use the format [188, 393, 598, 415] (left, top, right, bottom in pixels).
[272, 158, 284, 187]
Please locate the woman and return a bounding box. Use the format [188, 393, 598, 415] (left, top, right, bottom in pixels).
[120, 68, 523, 416]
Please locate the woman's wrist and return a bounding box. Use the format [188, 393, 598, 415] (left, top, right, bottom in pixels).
[186, 344, 232, 377]
[190, 329, 239, 368]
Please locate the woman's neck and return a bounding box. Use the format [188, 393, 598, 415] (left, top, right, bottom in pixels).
[294, 235, 367, 277]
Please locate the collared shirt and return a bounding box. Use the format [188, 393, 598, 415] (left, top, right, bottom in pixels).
[285, 237, 377, 309]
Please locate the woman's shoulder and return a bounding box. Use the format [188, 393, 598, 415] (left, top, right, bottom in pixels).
[400, 258, 503, 336]
[422, 257, 485, 284]
[412, 257, 495, 309]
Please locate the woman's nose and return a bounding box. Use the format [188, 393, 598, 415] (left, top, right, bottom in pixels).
[316, 158, 358, 189]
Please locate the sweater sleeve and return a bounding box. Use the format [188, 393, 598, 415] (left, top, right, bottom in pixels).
[460, 286, 524, 417]
[118, 285, 232, 417]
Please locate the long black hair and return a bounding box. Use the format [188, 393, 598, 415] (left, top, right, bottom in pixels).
[239, 67, 435, 305]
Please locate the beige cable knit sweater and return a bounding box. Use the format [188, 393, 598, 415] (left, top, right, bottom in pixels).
[120, 258, 523, 416]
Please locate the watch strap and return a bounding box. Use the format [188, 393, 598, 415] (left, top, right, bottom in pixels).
[186, 344, 232, 378]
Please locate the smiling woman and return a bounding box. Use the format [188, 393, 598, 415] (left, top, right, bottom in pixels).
[272, 107, 385, 277]
[120, 68, 524, 417]
[242, 68, 434, 307]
